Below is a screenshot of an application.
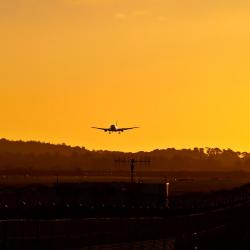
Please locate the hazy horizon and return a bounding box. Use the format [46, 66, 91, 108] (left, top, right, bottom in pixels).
[1, 137, 250, 155]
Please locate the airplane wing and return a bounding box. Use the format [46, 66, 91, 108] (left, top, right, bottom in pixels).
[117, 127, 139, 131]
[91, 127, 110, 131]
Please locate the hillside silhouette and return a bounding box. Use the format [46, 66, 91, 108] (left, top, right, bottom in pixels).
[0, 138, 249, 174]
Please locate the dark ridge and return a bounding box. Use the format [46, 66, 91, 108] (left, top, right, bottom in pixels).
[0, 138, 250, 173]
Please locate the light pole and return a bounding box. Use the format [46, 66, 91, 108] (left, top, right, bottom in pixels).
[166, 182, 170, 208]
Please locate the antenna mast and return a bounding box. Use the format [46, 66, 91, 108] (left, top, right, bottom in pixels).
[115, 158, 150, 184]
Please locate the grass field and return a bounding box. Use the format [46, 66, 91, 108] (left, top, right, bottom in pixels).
[0, 171, 249, 195]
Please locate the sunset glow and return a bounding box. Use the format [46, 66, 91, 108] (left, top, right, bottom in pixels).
[1, 0, 250, 152]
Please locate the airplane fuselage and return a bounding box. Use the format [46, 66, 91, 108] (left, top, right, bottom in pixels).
[105, 124, 121, 133]
[92, 124, 138, 133]
[110, 124, 118, 131]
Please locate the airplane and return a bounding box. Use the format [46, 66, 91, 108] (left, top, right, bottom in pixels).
[91, 124, 139, 134]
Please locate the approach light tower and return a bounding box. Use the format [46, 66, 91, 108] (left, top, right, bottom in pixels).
[115, 158, 150, 184]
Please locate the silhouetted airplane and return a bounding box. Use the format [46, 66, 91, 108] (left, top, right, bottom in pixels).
[91, 124, 139, 134]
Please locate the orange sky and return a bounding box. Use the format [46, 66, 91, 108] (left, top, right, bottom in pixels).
[1, 0, 250, 152]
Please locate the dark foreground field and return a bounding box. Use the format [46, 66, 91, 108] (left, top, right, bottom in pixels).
[1, 198, 250, 250]
[0, 172, 250, 249]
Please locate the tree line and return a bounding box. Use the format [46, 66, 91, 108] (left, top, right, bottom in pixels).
[0, 138, 249, 173]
